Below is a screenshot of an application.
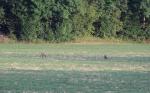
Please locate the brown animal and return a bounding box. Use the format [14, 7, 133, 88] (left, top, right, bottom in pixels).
[40, 52, 47, 58]
[0, 34, 9, 43]
[0, 35, 4, 42]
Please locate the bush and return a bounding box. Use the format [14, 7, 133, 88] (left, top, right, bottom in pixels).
[118, 22, 147, 41]
[1, 0, 150, 42]
[0, 7, 4, 22]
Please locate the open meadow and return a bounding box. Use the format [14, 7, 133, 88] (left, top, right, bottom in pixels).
[0, 43, 150, 93]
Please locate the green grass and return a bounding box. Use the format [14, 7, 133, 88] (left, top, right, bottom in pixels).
[0, 43, 150, 93]
[0, 70, 150, 93]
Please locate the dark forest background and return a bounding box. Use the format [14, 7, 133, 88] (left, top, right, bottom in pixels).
[0, 0, 150, 42]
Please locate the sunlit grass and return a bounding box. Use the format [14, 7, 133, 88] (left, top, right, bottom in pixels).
[0, 43, 150, 93]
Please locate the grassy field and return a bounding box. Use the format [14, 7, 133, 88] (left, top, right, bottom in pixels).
[0, 43, 150, 93]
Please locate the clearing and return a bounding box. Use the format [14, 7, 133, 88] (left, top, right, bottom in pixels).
[0, 43, 150, 93]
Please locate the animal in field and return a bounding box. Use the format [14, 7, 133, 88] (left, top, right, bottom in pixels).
[104, 55, 108, 59]
[0, 34, 5, 42]
[40, 52, 47, 58]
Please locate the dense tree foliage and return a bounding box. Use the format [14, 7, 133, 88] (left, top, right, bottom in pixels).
[0, 0, 150, 41]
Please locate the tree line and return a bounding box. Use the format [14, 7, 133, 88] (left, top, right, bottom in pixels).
[0, 0, 150, 42]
